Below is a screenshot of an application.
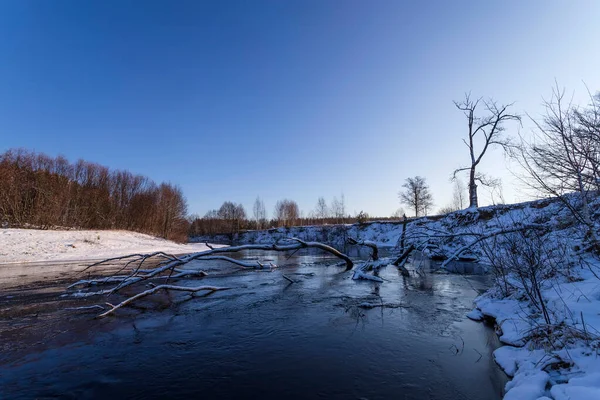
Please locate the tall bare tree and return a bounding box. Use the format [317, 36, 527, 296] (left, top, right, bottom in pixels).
[253, 196, 266, 230]
[399, 176, 433, 217]
[454, 94, 521, 208]
[314, 196, 329, 222]
[330, 193, 346, 223]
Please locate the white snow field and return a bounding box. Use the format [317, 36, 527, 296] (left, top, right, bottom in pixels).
[0, 229, 213, 264]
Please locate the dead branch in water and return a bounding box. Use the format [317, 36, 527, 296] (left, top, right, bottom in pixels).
[97, 285, 230, 318]
[71, 238, 353, 294]
[347, 237, 379, 260]
[65, 238, 354, 317]
[392, 244, 414, 276]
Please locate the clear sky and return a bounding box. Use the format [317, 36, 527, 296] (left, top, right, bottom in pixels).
[1, 1, 600, 218]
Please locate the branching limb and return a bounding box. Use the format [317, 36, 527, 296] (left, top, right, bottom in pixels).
[97, 285, 230, 318]
[191, 255, 275, 269]
[347, 237, 379, 260]
[441, 224, 548, 269]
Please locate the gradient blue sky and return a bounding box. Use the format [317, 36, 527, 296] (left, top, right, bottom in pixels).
[1, 1, 599, 218]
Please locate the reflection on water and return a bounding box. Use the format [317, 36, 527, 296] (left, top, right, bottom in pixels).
[0, 250, 506, 400]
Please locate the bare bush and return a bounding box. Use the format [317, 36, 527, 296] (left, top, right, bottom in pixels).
[518, 84, 600, 251]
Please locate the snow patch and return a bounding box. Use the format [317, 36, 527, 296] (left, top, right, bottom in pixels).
[0, 228, 215, 264]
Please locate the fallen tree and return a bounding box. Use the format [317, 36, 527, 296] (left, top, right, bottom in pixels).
[347, 237, 379, 260]
[67, 238, 357, 317]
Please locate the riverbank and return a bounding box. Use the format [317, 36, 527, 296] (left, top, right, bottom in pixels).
[0, 229, 212, 264]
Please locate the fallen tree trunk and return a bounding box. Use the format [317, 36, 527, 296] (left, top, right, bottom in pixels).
[72, 238, 353, 294]
[66, 238, 355, 317]
[392, 244, 415, 266]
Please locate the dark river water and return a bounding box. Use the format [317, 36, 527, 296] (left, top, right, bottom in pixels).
[0, 250, 507, 399]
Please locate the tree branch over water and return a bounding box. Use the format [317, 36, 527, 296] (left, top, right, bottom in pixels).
[66, 238, 356, 317]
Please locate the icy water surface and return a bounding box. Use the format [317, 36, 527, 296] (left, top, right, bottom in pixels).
[0, 250, 507, 399]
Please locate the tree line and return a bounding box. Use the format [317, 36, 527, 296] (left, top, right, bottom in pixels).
[188, 194, 407, 237]
[0, 149, 189, 241]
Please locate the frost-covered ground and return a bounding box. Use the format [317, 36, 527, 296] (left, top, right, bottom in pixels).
[193, 196, 600, 399]
[0, 229, 212, 264]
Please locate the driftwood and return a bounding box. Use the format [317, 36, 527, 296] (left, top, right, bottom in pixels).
[71, 239, 353, 294]
[391, 244, 414, 276]
[347, 237, 379, 260]
[97, 285, 229, 318]
[66, 238, 355, 317]
[392, 244, 415, 266]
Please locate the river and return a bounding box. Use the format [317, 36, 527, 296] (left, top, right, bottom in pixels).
[0, 250, 507, 399]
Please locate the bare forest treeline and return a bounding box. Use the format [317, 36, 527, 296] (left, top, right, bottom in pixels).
[189, 195, 407, 238]
[0, 149, 189, 242]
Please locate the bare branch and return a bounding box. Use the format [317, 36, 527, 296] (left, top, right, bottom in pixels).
[347, 237, 379, 260]
[97, 285, 230, 318]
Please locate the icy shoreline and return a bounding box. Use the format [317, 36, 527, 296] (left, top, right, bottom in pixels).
[468, 264, 600, 400]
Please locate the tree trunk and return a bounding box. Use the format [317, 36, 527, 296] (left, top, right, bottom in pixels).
[468, 167, 478, 208]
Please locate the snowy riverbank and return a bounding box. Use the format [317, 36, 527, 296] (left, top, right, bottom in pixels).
[0, 229, 212, 264]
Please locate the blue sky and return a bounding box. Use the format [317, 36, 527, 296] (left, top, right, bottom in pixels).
[1, 1, 599, 218]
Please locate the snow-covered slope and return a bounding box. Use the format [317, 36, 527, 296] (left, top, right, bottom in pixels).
[0, 229, 212, 264]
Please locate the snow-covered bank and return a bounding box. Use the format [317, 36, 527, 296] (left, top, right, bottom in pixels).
[191, 221, 408, 249]
[0, 229, 212, 264]
[470, 263, 600, 400]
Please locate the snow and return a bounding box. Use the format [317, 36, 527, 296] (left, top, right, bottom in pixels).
[466, 308, 483, 321]
[0, 228, 214, 264]
[551, 373, 600, 399]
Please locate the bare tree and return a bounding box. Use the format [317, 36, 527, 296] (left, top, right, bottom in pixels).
[253, 196, 266, 230]
[391, 207, 405, 219]
[218, 201, 246, 234]
[451, 178, 467, 210]
[314, 196, 329, 222]
[274, 199, 299, 227]
[399, 176, 433, 217]
[330, 193, 346, 223]
[454, 94, 521, 208]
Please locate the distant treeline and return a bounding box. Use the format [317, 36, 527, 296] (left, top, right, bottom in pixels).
[0, 149, 188, 242]
[188, 199, 406, 238]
